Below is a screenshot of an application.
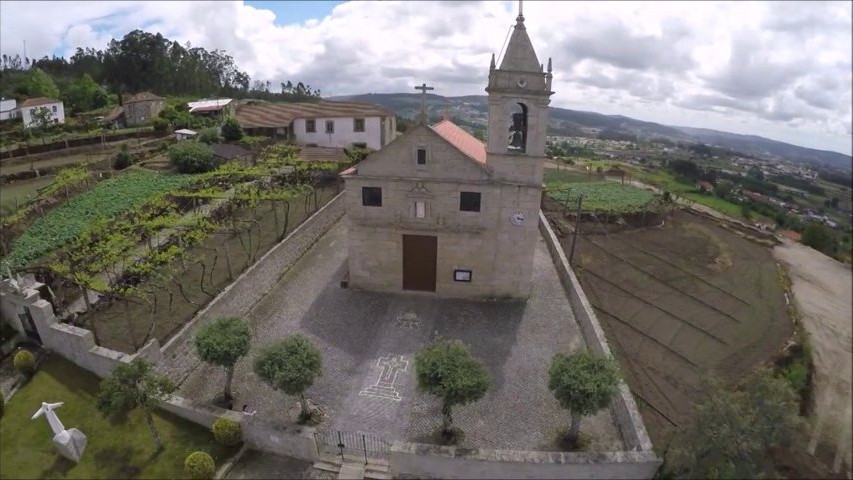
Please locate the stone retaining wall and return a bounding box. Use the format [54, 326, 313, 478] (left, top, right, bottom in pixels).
[160, 395, 318, 461]
[538, 210, 657, 455]
[157, 192, 346, 384]
[0, 286, 162, 378]
[389, 442, 661, 479]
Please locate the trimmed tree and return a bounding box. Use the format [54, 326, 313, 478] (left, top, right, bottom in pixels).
[414, 339, 491, 440]
[665, 369, 804, 478]
[13, 349, 36, 377]
[198, 127, 221, 145]
[221, 116, 243, 142]
[547, 350, 620, 447]
[168, 141, 215, 174]
[96, 360, 175, 450]
[194, 316, 251, 401]
[253, 334, 322, 421]
[185, 451, 215, 479]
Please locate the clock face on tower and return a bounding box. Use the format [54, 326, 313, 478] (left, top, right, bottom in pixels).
[517, 77, 527, 88]
[510, 211, 525, 226]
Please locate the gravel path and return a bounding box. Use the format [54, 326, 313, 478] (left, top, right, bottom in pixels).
[773, 239, 852, 471]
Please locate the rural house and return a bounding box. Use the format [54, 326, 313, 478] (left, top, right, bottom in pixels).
[20, 97, 65, 128]
[104, 92, 165, 128]
[341, 10, 553, 298]
[0, 97, 17, 121]
[235, 100, 395, 150]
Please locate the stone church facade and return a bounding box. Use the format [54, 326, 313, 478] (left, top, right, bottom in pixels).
[342, 10, 553, 298]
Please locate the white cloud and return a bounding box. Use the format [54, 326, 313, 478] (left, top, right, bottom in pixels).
[1, 0, 850, 155]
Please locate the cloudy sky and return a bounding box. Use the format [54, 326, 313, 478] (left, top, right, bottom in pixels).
[1, 0, 851, 155]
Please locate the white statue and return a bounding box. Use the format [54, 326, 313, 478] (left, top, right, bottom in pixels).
[31, 402, 87, 463]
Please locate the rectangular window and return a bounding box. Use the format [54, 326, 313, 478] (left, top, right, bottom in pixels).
[417, 148, 427, 165]
[362, 187, 382, 207]
[354, 118, 365, 132]
[325, 120, 335, 134]
[306, 119, 316, 133]
[52, 105, 57, 113]
[415, 201, 425, 218]
[454, 269, 473, 282]
[460, 192, 481, 212]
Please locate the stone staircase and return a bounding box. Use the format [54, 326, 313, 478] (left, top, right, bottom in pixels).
[313, 453, 392, 480]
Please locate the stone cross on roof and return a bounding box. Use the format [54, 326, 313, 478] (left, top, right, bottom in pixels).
[414, 83, 434, 124]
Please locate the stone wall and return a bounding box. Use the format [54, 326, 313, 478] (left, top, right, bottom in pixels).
[0, 287, 162, 378]
[157, 192, 346, 384]
[389, 442, 661, 480]
[538, 211, 656, 455]
[160, 395, 318, 461]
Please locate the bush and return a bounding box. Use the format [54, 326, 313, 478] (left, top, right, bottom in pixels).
[168, 141, 215, 174]
[113, 144, 132, 170]
[184, 451, 215, 480]
[13, 349, 35, 376]
[198, 127, 220, 145]
[211, 417, 242, 446]
[801, 223, 836, 256]
[152, 117, 170, 133]
[221, 117, 243, 142]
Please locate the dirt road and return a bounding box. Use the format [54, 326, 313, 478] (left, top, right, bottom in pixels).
[773, 239, 852, 473]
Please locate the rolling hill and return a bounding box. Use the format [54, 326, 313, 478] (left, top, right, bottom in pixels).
[330, 92, 851, 171]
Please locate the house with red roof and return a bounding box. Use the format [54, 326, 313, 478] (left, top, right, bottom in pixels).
[341, 10, 553, 298]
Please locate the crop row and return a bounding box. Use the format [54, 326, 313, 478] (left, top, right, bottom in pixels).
[3, 170, 195, 270]
[545, 181, 657, 213]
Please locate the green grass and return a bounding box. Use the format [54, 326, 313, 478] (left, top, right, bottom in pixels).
[4, 170, 195, 269]
[0, 176, 55, 214]
[0, 356, 237, 479]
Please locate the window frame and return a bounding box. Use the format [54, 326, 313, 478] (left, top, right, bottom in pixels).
[361, 186, 382, 207]
[305, 119, 316, 133]
[353, 118, 365, 132]
[325, 120, 335, 134]
[416, 148, 427, 165]
[459, 191, 482, 212]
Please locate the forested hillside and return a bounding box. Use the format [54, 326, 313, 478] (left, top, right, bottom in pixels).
[0, 29, 320, 116]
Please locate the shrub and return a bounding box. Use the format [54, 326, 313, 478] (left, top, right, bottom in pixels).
[152, 117, 170, 133]
[168, 141, 215, 174]
[221, 117, 243, 142]
[13, 349, 35, 376]
[113, 144, 132, 170]
[211, 417, 242, 446]
[198, 127, 221, 145]
[184, 451, 215, 480]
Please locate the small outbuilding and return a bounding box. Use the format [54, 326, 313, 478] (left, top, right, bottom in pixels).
[175, 128, 198, 141]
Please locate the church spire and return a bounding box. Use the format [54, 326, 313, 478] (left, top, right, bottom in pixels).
[498, 0, 540, 72]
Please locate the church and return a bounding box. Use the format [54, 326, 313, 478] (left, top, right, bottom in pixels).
[341, 7, 553, 298]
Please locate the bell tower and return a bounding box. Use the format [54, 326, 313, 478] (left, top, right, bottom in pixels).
[485, 2, 553, 184]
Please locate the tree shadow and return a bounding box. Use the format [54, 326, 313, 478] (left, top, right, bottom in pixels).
[39, 455, 75, 478]
[93, 445, 140, 479]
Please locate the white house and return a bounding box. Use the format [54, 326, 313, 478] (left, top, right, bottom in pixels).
[20, 97, 65, 128]
[0, 98, 17, 121]
[235, 100, 396, 150]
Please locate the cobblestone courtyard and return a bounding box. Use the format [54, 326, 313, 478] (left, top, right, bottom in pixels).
[179, 221, 624, 451]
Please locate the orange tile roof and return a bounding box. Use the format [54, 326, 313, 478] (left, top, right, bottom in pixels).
[430, 119, 486, 164]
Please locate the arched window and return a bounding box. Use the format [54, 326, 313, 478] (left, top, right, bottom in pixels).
[507, 102, 528, 153]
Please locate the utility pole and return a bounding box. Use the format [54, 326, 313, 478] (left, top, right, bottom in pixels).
[569, 194, 584, 264]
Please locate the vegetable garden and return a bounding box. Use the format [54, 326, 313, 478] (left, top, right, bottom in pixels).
[1, 142, 348, 353]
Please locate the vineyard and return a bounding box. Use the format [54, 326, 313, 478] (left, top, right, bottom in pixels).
[1, 141, 349, 352]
